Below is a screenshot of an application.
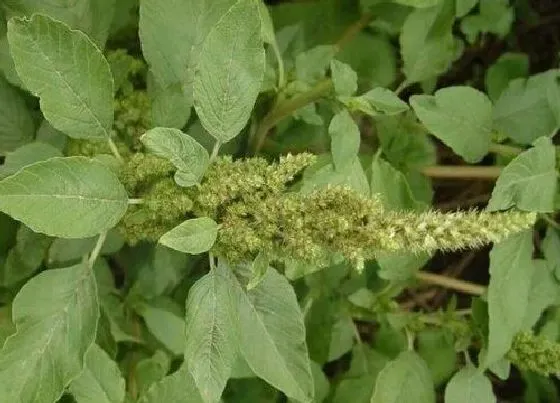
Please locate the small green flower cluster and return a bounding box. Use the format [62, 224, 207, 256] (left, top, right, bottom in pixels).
[508, 331, 560, 376]
[113, 90, 151, 151]
[117, 154, 193, 245]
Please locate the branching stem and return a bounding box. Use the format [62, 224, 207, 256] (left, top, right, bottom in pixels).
[251, 79, 334, 154]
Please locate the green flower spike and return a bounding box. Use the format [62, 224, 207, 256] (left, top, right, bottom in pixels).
[508, 331, 560, 377]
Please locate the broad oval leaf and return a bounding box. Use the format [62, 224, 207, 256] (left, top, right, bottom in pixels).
[371, 350, 435, 403]
[159, 217, 219, 254]
[485, 231, 535, 367]
[233, 265, 314, 402]
[0, 75, 34, 153]
[141, 127, 209, 187]
[0, 157, 128, 238]
[185, 265, 238, 403]
[488, 137, 557, 212]
[444, 365, 496, 403]
[69, 343, 126, 403]
[0, 263, 99, 402]
[400, 3, 456, 84]
[410, 86, 492, 163]
[7, 14, 114, 140]
[193, 0, 265, 142]
[493, 70, 560, 144]
[138, 300, 186, 356]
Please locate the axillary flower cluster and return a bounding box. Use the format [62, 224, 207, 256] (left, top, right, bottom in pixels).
[508, 331, 560, 376]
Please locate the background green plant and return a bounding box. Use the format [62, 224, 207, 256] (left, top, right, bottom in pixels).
[0, 0, 559, 402]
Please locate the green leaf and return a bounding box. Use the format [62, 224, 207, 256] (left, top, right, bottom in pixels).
[138, 366, 204, 403]
[0, 157, 129, 238]
[0, 75, 34, 153]
[193, 0, 265, 143]
[185, 264, 238, 403]
[141, 127, 210, 187]
[493, 70, 560, 145]
[68, 343, 125, 403]
[410, 86, 492, 162]
[416, 329, 457, 385]
[371, 350, 435, 403]
[329, 110, 360, 172]
[149, 83, 191, 130]
[444, 364, 496, 403]
[4, 0, 116, 47]
[35, 120, 68, 151]
[485, 53, 529, 101]
[400, 1, 456, 84]
[301, 155, 369, 196]
[232, 265, 314, 402]
[7, 14, 114, 140]
[0, 142, 62, 179]
[456, 0, 479, 17]
[47, 230, 124, 267]
[522, 259, 560, 329]
[487, 137, 557, 212]
[331, 60, 357, 96]
[543, 229, 560, 280]
[295, 45, 336, 84]
[460, 0, 513, 43]
[135, 351, 171, 396]
[0, 225, 51, 287]
[137, 299, 186, 356]
[485, 231, 535, 367]
[159, 217, 219, 255]
[0, 262, 99, 402]
[247, 252, 270, 290]
[370, 155, 427, 211]
[128, 245, 191, 300]
[393, 0, 440, 7]
[343, 88, 409, 116]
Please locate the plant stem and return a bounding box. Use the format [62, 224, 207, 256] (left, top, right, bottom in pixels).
[416, 271, 486, 296]
[272, 43, 286, 89]
[107, 137, 124, 163]
[420, 165, 502, 179]
[210, 141, 221, 163]
[128, 198, 145, 205]
[488, 142, 523, 157]
[251, 79, 334, 154]
[335, 12, 373, 51]
[542, 214, 560, 230]
[88, 231, 108, 268]
[395, 80, 410, 95]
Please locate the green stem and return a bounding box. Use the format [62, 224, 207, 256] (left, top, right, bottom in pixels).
[251, 79, 334, 154]
[272, 43, 286, 89]
[210, 141, 221, 163]
[488, 142, 524, 157]
[420, 165, 502, 180]
[416, 271, 486, 296]
[107, 137, 124, 163]
[395, 80, 410, 95]
[128, 198, 145, 205]
[542, 214, 560, 230]
[88, 231, 108, 268]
